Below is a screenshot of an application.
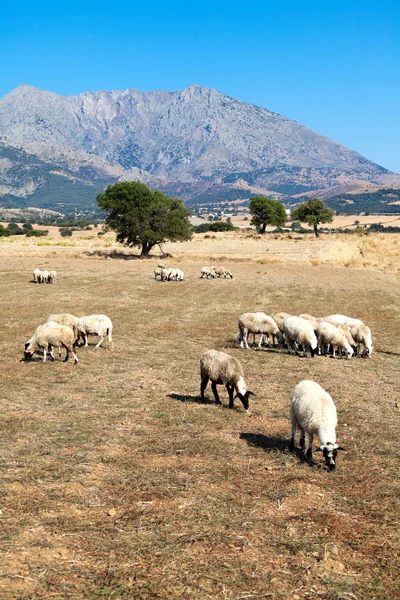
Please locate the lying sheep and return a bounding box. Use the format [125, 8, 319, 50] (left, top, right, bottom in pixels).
[317, 322, 354, 359]
[200, 349, 254, 411]
[238, 312, 280, 349]
[282, 316, 317, 358]
[272, 312, 292, 332]
[77, 315, 114, 350]
[200, 267, 216, 279]
[350, 323, 373, 358]
[24, 322, 78, 364]
[289, 380, 344, 470]
[213, 266, 233, 278]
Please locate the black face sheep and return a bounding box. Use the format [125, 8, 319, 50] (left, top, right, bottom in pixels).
[200, 349, 254, 411]
[289, 380, 344, 470]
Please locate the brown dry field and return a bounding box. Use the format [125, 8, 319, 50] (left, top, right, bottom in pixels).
[0, 231, 399, 599]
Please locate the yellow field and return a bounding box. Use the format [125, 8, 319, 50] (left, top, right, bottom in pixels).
[0, 231, 399, 598]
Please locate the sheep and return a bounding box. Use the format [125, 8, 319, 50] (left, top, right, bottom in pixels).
[168, 268, 179, 281]
[298, 313, 319, 333]
[77, 315, 114, 350]
[289, 380, 344, 470]
[160, 268, 172, 281]
[321, 319, 357, 350]
[349, 323, 373, 358]
[33, 268, 41, 283]
[272, 312, 292, 332]
[282, 316, 317, 358]
[238, 312, 281, 349]
[24, 322, 78, 364]
[213, 266, 233, 278]
[325, 314, 364, 328]
[200, 349, 254, 411]
[48, 270, 57, 284]
[154, 268, 163, 280]
[158, 263, 166, 269]
[200, 267, 216, 279]
[175, 268, 184, 281]
[317, 322, 354, 359]
[39, 270, 50, 284]
[47, 313, 79, 341]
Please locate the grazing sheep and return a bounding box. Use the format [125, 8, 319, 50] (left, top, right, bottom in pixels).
[322, 319, 357, 350]
[33, 268, 41, 283]
[349, 323, 373, 358]
[272, 312, 292, 332]
[282, 316, 317, 358]
[168, 268, 179, 281]
[289, 380, 344, 470]
[48, 270, 57, 284]
[160, 268, 172, 281]
[325, 314, 364, 328]
[77, 315, 114, 350]
[24, 322, 78, 364]
[39, 270, 50, 284]
[200, 349, 254, 411]
[154, 268, 163, 280]
[238, 312, 280, 349]
[175, 268, 184, 281]
[317, 322, 354, 359]
[213, 266, 233, 278]
[298, 313, 319, 333]
[200, 267, 216, 279]
[47, 313, 79, 340]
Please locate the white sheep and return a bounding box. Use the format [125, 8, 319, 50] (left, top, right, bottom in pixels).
[289, 380, 344, 470]
[325, 314, 364, 328]
[272, 312, 292, 332]
[200, 267, 216, 279]
[47, 313, 79, 340]
[213, 266, 233, 278]
[40, 270, 50, 284]
[77, 315, 114, 350]
[48, 270, 57, 284]
[238, 312, 280, 349]
[349, 323, 373, 358]
[175, 268, 184, 281]
[298, 313, 319, 333]
[282, 316, 317, 358]
[33, 268, 41, 283]
[317, 322, 354, 359]
[154, 268, 163, 279]
[160, 268, 172, 281]
[200, 349, 254, 411]
[321, 319, 357, 351]
[24, 322, 78, 364]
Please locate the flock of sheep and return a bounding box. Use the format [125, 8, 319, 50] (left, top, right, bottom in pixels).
[200, 310, 373, 470]
[33, 268, 57, 284]
[27, 262, 374, 471]
[23, 312, 114, 364]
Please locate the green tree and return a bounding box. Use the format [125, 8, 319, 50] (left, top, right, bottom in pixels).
[249, 196, 287, 233]
[290, 198, 335, 238]
[96, 182, 192, 257]
[60, 227, 73, 237]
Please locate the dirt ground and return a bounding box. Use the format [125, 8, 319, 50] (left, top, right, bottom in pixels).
[0, 233, 399, 599]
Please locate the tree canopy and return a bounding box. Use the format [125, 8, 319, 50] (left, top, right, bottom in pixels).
[290, 198, 335, 237]
[248, 196, 287, 233]
[96, 182, 192, 257]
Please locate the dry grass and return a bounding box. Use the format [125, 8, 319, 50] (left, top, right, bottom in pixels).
[0, 236, 399, 598]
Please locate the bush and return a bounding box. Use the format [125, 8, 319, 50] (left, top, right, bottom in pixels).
[0, 224, 10, 237]
[60, 228, 73, 237]
[7, 223, 24, 235]
[192, 221, 236, 233]
[26, 229, 48, 237]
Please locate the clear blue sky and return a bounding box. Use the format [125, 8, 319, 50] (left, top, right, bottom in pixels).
[1, 0, 399, 171]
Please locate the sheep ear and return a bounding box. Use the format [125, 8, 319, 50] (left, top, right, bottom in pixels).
[247, 391, 256, 397]
[315, 447, 323, 452]
[337, 446, 346, 451]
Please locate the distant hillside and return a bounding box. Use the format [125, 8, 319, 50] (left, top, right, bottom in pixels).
[324, 188, 400, 214]
[0, 84, 398, 212]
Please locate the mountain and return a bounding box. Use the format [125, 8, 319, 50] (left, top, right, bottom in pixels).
[0, 84, 398, 211]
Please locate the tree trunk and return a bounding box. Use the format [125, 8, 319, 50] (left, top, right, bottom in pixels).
[140, 241, 155, 257]
[261, 223, 267, 233]
[314, 224, 319, 238]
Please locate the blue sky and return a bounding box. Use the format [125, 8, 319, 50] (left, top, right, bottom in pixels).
[1, 0, 399, 171]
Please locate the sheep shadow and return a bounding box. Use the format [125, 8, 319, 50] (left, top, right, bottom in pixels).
[240, 432, 316, 466]
[84, 250, 173, 261]
[377, 349, 400, 357]
[168, 393, 215, 405]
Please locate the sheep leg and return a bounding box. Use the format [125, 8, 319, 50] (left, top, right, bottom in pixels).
[243, 331, 250, 349]
[108, 329, 114, 350]
[226, 384, 235, 408]
[211, 382, 222, 405]
[200, 375, 209, 401]
[338, 347, 343, 359]
[289, 423, 296, 451]
[49, 346, 55, 361]
[306, 433, 314, 458]
[302, 343, 307, 357]
[332, 346, 336, 358]
[43, 348, 47, 362]
[317, 336, 322, 355]
[95, 335, 104, 349]
[267, 334, 272, 349]
[299, 430, 306, 450]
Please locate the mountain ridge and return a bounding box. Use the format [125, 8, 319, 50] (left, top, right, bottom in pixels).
[0, 84, 398, 211]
